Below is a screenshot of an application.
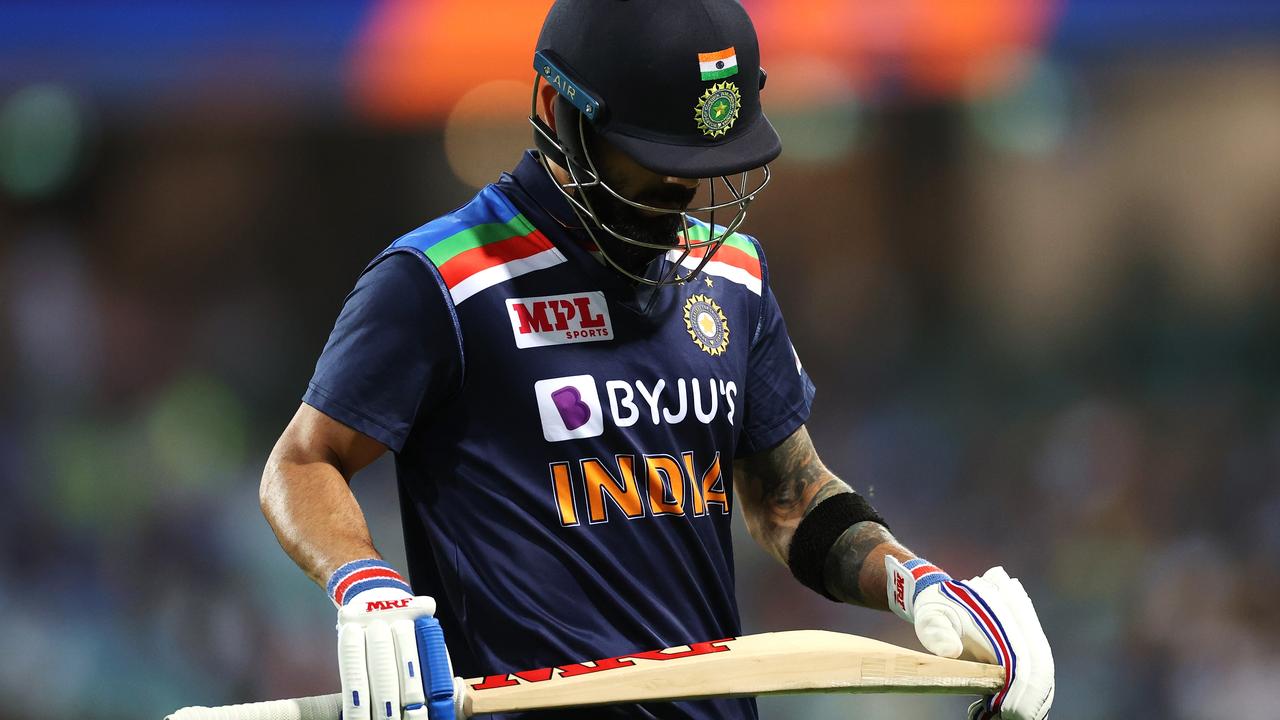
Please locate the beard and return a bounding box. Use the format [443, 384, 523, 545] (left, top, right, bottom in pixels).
[579, 182, 697, 276]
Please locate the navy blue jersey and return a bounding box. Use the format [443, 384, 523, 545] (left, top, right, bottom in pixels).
[306, 152, 815, 719]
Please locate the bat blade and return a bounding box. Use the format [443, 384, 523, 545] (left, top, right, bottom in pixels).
[463, 630, 1005, 716]
[165, 630, 1006, 720]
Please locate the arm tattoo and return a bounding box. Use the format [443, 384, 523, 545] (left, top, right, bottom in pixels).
[735, 426, 851, 563]
[822, 520, 899, 606]
[735, 426, 908, 609]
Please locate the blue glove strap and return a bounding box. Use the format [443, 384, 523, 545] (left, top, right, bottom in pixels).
[415, 617, 455, 720]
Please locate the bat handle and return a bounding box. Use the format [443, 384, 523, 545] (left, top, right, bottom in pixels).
[165, 693, 342, 720]
[167, 621, 463, 720]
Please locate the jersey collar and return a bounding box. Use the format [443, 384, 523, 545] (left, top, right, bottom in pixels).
[498, 150, 673, 312]
[501, 150, 586, 235]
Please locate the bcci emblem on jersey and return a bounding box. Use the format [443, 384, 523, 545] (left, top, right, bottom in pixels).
[684, 294, 729, 356]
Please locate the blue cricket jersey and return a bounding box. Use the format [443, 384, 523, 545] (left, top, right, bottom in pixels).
[305, 151, 815, 719]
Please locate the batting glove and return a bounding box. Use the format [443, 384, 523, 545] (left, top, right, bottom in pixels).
[329, 559, 461, 720]
[886, 557, 1054, 720]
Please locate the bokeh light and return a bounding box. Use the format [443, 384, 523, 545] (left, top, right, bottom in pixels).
[0, 83, 86, 199]
[967, 54, 1077, 156]
[442, 79, 530, 188]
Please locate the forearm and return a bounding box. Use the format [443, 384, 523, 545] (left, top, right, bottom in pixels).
[735, 426, 914, 609]
[739, 467, 850, 565]
[260, 446, 381, 589]
[753, 470, 913, 609]
[820, 520, 912, 609]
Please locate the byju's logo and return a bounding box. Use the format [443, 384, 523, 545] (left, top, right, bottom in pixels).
[506, 292, 613, 348]
[534, 375, 604, 442]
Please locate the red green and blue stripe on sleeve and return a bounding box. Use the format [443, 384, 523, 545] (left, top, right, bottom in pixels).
[391, 187, 566, 305]
[666, 220, 763, 295]
[327, 559, 413, 606]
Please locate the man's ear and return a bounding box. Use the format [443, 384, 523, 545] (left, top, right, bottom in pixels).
[538, 83, 560, 133]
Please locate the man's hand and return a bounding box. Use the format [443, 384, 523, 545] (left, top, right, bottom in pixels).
[331, 560, 458, 720]
[886, 558, 1054, 720]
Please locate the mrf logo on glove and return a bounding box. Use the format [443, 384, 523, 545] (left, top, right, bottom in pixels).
[367, 598, 414, 612]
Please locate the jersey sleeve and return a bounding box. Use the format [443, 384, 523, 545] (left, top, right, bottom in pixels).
[736, 247, 816, 457]
[303, 250, 462, 453]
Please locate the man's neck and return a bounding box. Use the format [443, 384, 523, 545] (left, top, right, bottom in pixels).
[545, 155, 574, 190]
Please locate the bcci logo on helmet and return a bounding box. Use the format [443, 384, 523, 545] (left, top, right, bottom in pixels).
[695, 81, 741, 138]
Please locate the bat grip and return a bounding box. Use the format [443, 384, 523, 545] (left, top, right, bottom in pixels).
[165, 693, 341, 720]
[414, 616, 457, 720]
[167, 619, 459, 720]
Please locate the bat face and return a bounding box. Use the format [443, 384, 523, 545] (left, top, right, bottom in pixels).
[460, 631, 1006, 717]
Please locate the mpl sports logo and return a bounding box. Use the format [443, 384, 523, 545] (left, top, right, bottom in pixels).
[506, 292, 613, 348]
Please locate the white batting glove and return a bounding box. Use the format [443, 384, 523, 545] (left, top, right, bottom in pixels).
[886, 557, 1054, 720]
[329, 559, 460, 720]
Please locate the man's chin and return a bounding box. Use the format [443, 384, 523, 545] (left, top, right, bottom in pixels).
[616, 224, 682, 250]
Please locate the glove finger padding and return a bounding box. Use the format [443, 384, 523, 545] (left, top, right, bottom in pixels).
[913, 581, 1005, 665]
[367, 621, 403, 719]
[339, 624, 373, 720]
[976, 572, 1054, 720]
[913, 600, 966, 659]
[338, 594, 445, 720]
[392, 619, 427, 709]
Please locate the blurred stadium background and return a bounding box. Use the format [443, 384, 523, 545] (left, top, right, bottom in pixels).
[2, 1, 1279, 718]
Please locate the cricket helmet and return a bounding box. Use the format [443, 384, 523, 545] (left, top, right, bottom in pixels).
[530, 0, 779, 286]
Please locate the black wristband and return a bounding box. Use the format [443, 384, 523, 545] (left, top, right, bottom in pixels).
[786, 492, 888, 601]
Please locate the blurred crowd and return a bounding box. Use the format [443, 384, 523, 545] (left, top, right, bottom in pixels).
[2, 5, 1279, 720]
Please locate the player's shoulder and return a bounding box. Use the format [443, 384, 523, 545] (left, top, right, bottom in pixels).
[381, 184, 564, 306]
[679, 217, 768, 297]
[387, 184, 522, 258]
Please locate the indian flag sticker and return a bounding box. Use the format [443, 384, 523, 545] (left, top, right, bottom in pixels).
[698, 47, 738, 81]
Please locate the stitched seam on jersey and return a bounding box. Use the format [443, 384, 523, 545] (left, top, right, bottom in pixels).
[747, 401, 810, 442]
[740, 400, 812, 457]
[749, 234, 769, 348]
[382, 248, 468, 405]
[304, 383, 404, 448]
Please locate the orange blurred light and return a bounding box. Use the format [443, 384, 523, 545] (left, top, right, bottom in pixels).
[350, 0, 555, 122]
[350, 0, 1060, 123]
[754, 0, 1060, 100]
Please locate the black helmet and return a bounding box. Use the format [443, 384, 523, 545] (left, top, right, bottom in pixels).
[536, 0, 780, 176]
[530, 0, 778, 286]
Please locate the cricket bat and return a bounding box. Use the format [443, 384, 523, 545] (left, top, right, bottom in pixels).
[166, 629, 1006, 719]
